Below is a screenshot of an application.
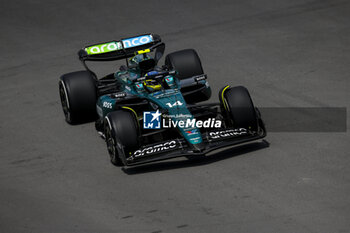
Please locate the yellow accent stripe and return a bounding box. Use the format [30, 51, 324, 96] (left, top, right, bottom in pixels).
[221, 85, 230, 111]
[135, 49, 150, 55]
[121, 106, 138, 118]
[121, 106, 140, 128]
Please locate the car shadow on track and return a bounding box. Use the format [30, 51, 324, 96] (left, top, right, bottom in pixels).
[122, 140, 270, 175]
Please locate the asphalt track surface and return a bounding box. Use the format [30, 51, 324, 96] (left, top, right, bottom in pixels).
[1, 0, 349, 232]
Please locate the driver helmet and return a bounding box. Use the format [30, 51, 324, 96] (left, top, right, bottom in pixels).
[143, 79, 162, 92]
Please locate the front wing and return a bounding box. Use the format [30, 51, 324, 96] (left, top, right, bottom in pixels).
[124, 127, 266, 166]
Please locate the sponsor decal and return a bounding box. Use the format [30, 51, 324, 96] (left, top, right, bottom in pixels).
[135, 83, 145, 91]
[166, 101, 183, 108]
[114, 92, 126, 98]
[102, 101, 113, 109]
[209, 128, 247, 140]
[122, 35, 153, 49]
[85, 42, 123, 55]
[132, 140, 177, 158]
[195, 75, 207, 82]
[143, 110, 161, 129]
[186, 129, 198, 135]
[189, 137, 202, 143]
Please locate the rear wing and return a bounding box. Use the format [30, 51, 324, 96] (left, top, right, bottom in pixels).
[78, 34, 162, 61]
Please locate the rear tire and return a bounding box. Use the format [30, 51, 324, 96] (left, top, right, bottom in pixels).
[220, 86, 258, 130]
[59, 71, 97, 124]
[104, 110, 139, 166]
[165, 49, 211, 103]
[165, 49, 204, 80]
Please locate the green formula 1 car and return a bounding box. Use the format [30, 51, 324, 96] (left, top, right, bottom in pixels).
[59, 33, 266, 166]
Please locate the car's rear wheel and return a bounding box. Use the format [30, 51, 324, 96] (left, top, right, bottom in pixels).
[219, 86, 258, 130]
[104, 110, 139, 166]
[59, 71, 97, 124]
[165, 49, 211, 103]
[165, 49, 204, 80]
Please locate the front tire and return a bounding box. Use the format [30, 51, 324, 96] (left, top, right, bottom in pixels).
[220, 86, 258, 130]
[104, 110, 139, 166]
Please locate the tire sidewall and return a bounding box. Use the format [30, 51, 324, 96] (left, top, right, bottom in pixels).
[222, 86, 258, 130]
[105, 111, 139, 165]
[59, 71, 97, 124]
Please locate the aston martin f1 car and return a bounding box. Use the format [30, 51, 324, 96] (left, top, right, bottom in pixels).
[59, 34, 266, 166]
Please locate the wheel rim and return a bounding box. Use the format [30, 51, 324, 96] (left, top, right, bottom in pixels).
[105, 124, 117, 162]
[59, 82, 70, 121]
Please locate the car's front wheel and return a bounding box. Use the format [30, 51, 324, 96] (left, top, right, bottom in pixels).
[219, 86, 258, 131]
[104, 110, 139, 166]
